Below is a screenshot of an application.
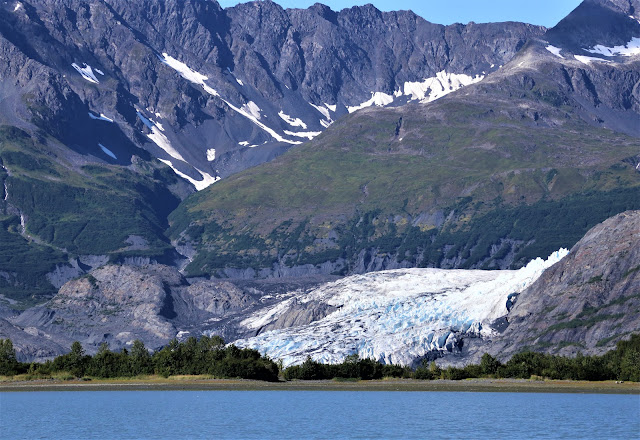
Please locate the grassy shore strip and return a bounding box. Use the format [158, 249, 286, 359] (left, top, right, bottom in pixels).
[1, 377, 638, 394]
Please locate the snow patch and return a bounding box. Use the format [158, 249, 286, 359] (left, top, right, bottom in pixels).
[545, 45, 564, 58]
[13, 2, 22, 12]
[206, 149, 216, 161]
[236, 78, 244, 86]
[241, 101, 262, 120]
[278, 111, 307, 129]
[347, 92, 394, 113]
[325, 103, 337, 112]
[309, 103, 331, 120]
[574, 55, 612, 65]
[71, 63, 100, 84]
[98, 143, 117, 160]
[95, 69, 104, 76]
[584, 37, 640, 57]
[158, 159, 219, 191]
[238, 141, 249, 146]
[283, 130, 322, 140]
[137, 111, 186, 162]
[400, 71, 483, 103]
[88, 112, 114, 123]
[235, 249, 569, 367]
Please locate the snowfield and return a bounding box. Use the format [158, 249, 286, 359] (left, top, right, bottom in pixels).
[235, 249, 568, 367]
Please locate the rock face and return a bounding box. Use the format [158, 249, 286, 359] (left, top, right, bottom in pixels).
[0, 0, 544, 181]
[6, 263, 335, 361]
[479, 210, 640, 360]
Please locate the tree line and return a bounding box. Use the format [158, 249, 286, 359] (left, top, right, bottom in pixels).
[0, 334, 638, 382]
[0, 336, 279, 381]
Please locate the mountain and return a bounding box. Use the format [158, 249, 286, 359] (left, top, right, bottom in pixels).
[5, 210, 637, 365]
[168, 0, 640, 280]
[0, 0, 543, 306]
[477, 209, 640, 361]
[1, 0, 639, 364]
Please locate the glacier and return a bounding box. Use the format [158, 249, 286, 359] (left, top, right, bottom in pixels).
[234, 249, 568, 367]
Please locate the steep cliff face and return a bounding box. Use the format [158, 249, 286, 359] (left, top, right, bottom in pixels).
[482, 210, 640, 359]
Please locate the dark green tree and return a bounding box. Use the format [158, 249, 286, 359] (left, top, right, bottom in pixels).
[0, 338, 19, 376]
[129, 340, 153, 376]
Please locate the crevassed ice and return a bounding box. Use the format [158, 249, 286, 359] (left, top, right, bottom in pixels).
[235, 249, 569, 367]
[585, 37, 640, 57]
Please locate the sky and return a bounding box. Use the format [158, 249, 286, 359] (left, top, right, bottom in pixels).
[217, 0, 583, 27]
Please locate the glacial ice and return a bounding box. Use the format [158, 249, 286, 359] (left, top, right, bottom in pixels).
[235, 249, 568, 367]
[348, 92, 394, 113]
[400, 71, 484, 103]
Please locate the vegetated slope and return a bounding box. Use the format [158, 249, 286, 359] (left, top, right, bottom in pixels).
[480, 210, 640, 360]
[0, 126, 181, 306]
[169, 5, 640, 278]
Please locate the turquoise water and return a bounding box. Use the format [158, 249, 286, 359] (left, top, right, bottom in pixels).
[1, 391, 638, 439]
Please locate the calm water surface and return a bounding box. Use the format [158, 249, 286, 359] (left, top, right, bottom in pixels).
[1, 391, 638, 439]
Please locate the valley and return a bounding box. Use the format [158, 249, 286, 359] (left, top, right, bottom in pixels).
[0, 0, 638, 369]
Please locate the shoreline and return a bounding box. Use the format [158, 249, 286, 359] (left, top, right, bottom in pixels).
[1, 377, 638, 394]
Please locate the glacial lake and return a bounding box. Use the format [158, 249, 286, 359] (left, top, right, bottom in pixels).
[1, 390, 638, 439]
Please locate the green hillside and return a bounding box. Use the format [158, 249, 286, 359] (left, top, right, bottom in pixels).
[169, 64, 640, 277]
[0, 126, 181, 305]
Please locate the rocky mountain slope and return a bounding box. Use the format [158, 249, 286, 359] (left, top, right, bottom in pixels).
[477, 209, 640, 361]
[169, 0, 640, 279]
[0, 0, 544, 305]
[6, 211, 637, 365]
